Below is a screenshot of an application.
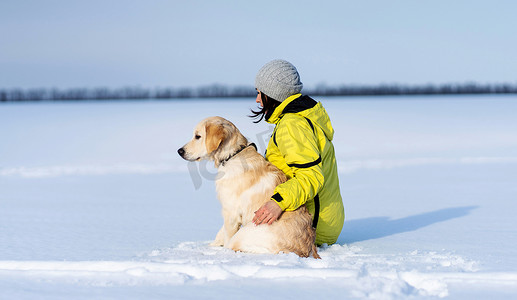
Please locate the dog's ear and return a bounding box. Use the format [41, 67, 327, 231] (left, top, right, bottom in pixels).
[205, 123, 225, 153]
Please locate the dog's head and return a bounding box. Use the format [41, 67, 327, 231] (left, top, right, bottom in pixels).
[178, 116, 246, 165]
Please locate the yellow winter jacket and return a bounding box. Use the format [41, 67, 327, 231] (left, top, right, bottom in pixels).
[265, 94, 345, 245]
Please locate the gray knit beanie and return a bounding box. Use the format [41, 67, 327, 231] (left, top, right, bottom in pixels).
[255, 59, 303, 102]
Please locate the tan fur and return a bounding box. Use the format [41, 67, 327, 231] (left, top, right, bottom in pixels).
[179, 116, 319, 258]
[205, 122, 224, 154]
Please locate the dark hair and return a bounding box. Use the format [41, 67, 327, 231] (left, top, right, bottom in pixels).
[249, 92, 281, 123]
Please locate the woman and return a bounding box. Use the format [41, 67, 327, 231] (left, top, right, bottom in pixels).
[251, 59, 345, 246]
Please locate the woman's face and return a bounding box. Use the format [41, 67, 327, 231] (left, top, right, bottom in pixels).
[255, 89, 264, 107]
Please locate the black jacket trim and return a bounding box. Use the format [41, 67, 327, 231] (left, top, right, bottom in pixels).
[304, 117, 315, 133]
[287, 155, 321, 168]
[271, 192, 283, 202]
[312, 194, 320, 229]
[282, 95, 318, 114]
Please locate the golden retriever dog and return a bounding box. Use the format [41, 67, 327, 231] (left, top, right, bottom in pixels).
[178, 116, 319, 258]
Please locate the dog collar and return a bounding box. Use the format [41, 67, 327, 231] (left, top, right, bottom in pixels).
[220, 143, 257, 166]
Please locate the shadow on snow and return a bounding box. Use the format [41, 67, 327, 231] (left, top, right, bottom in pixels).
[338, 206, 478, 244]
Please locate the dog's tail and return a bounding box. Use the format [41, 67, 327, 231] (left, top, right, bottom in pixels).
[311, 244, 321, 259]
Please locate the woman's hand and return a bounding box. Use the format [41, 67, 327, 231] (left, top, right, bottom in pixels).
[253, 200, 283, 225]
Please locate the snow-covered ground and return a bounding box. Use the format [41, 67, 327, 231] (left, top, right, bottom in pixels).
[1, 95, 516, 299]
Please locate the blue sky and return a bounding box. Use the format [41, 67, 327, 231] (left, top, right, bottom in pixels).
[1, 0, 516, 89]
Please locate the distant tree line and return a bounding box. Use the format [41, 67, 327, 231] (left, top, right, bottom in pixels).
[1, 82, 516, 102]
[310, 82, 517, 96]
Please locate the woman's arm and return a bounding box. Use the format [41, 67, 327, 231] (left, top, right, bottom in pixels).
[253, 115, 323, 225]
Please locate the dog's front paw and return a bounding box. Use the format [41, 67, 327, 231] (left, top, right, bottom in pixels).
[211, 226, 225, 247]
[210, 240, 224, 247]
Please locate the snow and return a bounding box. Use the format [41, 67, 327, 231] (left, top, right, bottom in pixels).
[1, 95, 517, 299]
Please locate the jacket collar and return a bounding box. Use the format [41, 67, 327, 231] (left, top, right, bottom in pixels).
[265, 94, 335, 141]
[266, 93, 302, 124]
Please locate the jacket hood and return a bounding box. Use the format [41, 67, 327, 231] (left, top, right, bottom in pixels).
[266, 94, 334, 141]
